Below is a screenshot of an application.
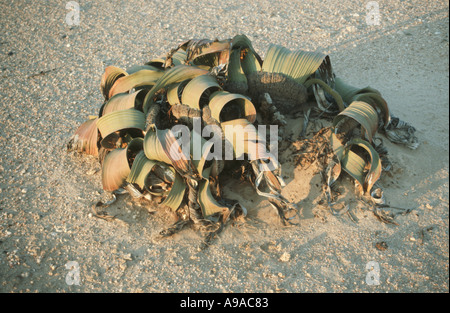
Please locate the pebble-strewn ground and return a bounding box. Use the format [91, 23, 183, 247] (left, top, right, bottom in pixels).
[0, 0, 448, 293]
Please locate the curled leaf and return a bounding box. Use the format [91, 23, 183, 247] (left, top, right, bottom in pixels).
[126, 150, 158, 190]
[345, 138, 382, 194]
[341, 149, 366, 189]
[101, 89, 147, 116]
[333, 101, 379, 143]
[143, 128, 174, 165]
[166, 80, 188, 106]
[198, 167, 228, 218]
[225, 48, 248, 94]
[262, 44, 329, 84]
[181, 74, 222, 109]
[143, 65, 209, 114]
[109, 69, 163, 99]
[334, 77, 390, 126]
[100, 66, 127, 100]
[160, 168, 186, 211]
[67, 117, 99, 156]
[101, 138, 143, 191]
[96, 109, 146, 149]
[208, 91, 256, 123]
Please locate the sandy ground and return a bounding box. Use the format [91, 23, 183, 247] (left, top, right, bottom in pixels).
[0, 0, 448, 293]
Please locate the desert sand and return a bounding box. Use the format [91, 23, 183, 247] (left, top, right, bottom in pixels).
[0, 0, 448, 293]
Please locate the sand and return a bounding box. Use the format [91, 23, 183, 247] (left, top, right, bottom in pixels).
[0, 0, 448, 293]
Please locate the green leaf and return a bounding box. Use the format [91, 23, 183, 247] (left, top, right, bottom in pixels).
[160, 167, 186, 211]
[340, 149, 366, 188]
[304, 78, 345, 112]
[101, 138, 143, 191]
[126, 64, 162, 74]
[126, 150, 158, 189]
[262, 44, 328, 84]
[172, 50, 188, 66]
[126, 151, 186, 210]
[208, 90, 256, 123]
[145, 57, 166, 69]
[188, 130, 219, 179]
[96, 109, 145, 149]
[220, 118, 268, 161]
[231, 34, 263, 67]
[225, 48, 248, 94]
[156, 127, 197, 177]
[166, 81, 184, 106]
[334, 77, 390, 126]
[198, 166, 228, 217]
[100, 66, 127, 100]
[109, 69, 163, 99]
[185, 39, 231, 67]
[144, 127, 198, 179]
[143, 128, 174, 165]
[334, 77, 380, 103]
[181, 74, 221, 109]
[333, 101, 379, 143]
[353, 92, 390, 127]
[143, 65, 209, 115]
[346, 138, 382, 193]
[240, 48, 262, 76]
[102, 89, 146, 116]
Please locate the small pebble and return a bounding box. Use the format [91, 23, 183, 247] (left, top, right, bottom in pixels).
[279, 252, 290, 262]
[86, 168, 97, 175]
[375, 241, 388, 251]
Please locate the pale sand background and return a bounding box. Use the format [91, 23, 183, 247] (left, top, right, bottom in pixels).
[0, 0, 448, 292]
